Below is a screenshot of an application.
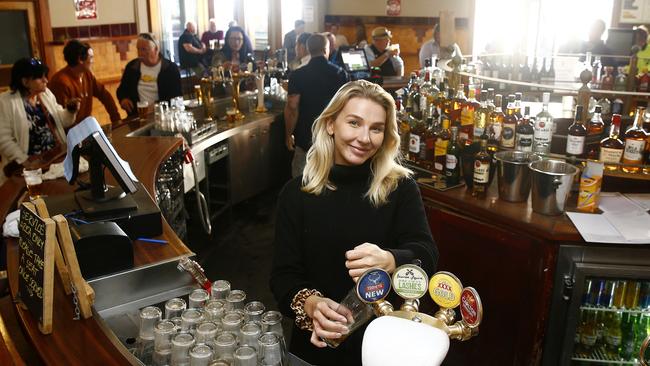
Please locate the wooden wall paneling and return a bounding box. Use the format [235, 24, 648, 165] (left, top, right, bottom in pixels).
[424, 203, 558, 365]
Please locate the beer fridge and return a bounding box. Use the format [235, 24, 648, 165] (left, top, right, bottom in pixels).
[543, 244, 650, 365]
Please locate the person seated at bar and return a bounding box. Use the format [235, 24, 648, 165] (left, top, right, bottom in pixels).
[49, 39, 121, 127]
[178, 21, 207, 77]
[211, 26, 255, 71]
[271, 80, 438, 366]
[324, 32, 344, 68]
[419, 23, 441, 68]
[0, 58, 78, 183]
[633, 25, 650, 72]
[292, 32, 312, 70]
[284, 33, 347, 177]
[116, 33, 182, 117]
[364, 26, 404, 77]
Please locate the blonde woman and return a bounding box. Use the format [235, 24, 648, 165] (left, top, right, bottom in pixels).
[270, 80, 438, 366]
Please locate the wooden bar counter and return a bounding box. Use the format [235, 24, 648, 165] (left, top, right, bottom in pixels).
[1, 124, 191, 365]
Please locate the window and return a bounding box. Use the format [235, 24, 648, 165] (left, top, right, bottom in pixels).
[281, 0, 303, 37]
[159, 0, 198, 63]
[244, 0, 269, 50]
[213, 0, 236, 32]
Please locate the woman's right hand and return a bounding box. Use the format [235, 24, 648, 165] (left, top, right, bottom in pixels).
[120, 99, 134, 113]
[304, 295, 351, 348]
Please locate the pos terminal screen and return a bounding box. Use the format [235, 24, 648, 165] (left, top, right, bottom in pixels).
[341, 49, 370, 72]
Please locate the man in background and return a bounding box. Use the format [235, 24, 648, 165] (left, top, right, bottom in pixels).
[284, 20, 305, 67]
[178, 21, 207, 76]
[633, 25, 650, 72]
[364, 26, 404, 76]
[330, 23, 349, 47]
[293, 32, 312, 70]
[49, 39, 121, 126]
[419, 24, 441, 68]
[285, 34, 347, 177]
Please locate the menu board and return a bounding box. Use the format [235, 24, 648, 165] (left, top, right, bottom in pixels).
[17, 203, 55, 334]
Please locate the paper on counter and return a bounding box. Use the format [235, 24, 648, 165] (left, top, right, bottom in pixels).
[624, 193, 650, 211]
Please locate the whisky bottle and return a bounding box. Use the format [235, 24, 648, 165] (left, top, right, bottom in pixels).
[451, 85, 466, 126]
[409, 113, 427, 162]
[515, 106, 534, 152]
[420, 70, 439, 120]
[588, 105, 605, 136]
[514, 92, 523, 120]
[423, 117, 437, 169]
[473, 90, 489, 142]
[472, 139, 491, 198]
[461, 88, 480, 142]
[534, 92, 554, 154]
[566, 105, 587, 157]
[489, 93, 504, 145]
[622, 106, 648, 173]
[599, 113, 624, 171]
[501, 94, 517, 148]
[445, 126, 461, 185]
[434, 118, 452, 173]
[396, 90, 411, 157]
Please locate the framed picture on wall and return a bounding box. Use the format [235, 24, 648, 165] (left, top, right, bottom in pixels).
[75, 0, 97, 20]
[387, 0, 401, 16]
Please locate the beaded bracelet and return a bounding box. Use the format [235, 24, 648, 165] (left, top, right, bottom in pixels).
[290, 288, 323, 331]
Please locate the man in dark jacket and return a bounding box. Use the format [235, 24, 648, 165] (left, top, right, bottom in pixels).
[116, 33, 182, 116]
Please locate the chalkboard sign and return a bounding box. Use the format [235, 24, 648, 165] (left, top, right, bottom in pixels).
[0, 10, 32, 65]
[17, 202, 55, 334]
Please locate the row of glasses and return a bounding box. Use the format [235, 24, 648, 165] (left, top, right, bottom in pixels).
[137, 283, 287, 365]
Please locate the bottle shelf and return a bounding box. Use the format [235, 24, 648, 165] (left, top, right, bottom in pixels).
[580, 305, 650, 315]
[573, 345, 641, 364]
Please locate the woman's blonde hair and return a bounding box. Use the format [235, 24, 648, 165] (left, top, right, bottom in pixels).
[301, 80, 411, 206]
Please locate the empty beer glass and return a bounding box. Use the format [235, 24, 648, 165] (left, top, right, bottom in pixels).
[139, 306, 162, 340]
[226, 290, 246, 311]
[243, 301, 265, 324]
[195, 321, 219, 345]
[234, 345, 257, 366]
[181, 308, 204, 334]
[239, 322, 261, 351]
[211, 280, 231, 300]
[204, 299, 226, 322]
[258, 332, 285, 366]
[165, 298, 187, 319]
[214, 332, 237, 362]
[153, 320, 176, 366]
[261, 311, 283, 337]
[221, 311, 244, 334]
[171, 333, 195, 365]
[189, 289, 210, 309]
[189, 344, 213, 366]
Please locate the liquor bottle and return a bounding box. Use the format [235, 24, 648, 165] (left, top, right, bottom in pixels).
[591, 56, 602, 88]
[451, 85, 466, 126]
[605, 309, 623, 358]
[472, 90, 489, 142]
[622, 106, 648, 173]
[472, 139, 491, 198]
[396, 90, 411, 157]
[534, 92, 554, 154]
[178, 257, 212, 291]
[614, 67, 628, 91]
[566, 105, 587, 158]
[514, 92, 523, 119]
[445, 126, 461, 185]
[601, 66, 614, 90]
[424, 117, 437, 168]
[521, 56, 531, 84]
[442, 87, 455, 123]
[420, 70, 439, 120]
[638, 68, 650, 93]
[501, 95, 517, 148]
[459, 86, 477, 141]
[539, 58, 549, 85]
[588, 105, 605, 136]
[433, 118, 451, 173]
[530, 57, 540, 91]
[515, 106, 534, 152]
[547, 57, 556, 84]
[599, 114, 624, 171]
[488, 94, 504, 149]
[408, 112, 427, 162]
[408, 82, 423, 120]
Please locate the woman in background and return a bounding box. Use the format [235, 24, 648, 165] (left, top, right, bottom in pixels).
[211, 26, 255, 71]
[270, 80, 438, 366]
[0, 58, 77, 183]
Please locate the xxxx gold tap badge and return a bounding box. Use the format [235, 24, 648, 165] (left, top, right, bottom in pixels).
[392, 264, 428, 300]
[429, 271, 463, 309]
[460, 287, 483, 327]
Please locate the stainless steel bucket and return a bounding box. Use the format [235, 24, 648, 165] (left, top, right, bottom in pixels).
[529, 160, 579, 215]
[495, 151, 541, 202]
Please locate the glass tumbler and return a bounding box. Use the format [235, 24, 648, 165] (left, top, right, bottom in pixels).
[221, 311, 244, 334]
[204, 299, 226, 322]
[195, 321, 220, 345]
[189, 344, 213, 366]
[211, 280, 231, 300]
[234, 345, 257, 366]
[181, 308, 204, 334]
[189, 289, 210, 309]
[139, 306, 162, 340]
[243, 301, 265, 324]
[154, 320, 177, 352]
[258, 332, 285, 366]
[226, 290, 246, 311]
[239, 322, 261, 351]
[261, 311, 283, 337]
[214, 332, 237, 362]
[171, 333, 195, 365]
[165, 298, 187, 319]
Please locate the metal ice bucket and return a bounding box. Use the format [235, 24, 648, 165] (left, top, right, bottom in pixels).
[529, 160, 579, 215]
[494, 151, 541, 202]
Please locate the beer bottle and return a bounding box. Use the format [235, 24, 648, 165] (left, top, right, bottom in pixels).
[605, 310, 622, 357]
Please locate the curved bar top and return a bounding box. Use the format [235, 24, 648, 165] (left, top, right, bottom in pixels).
[1, 128, 191, 365]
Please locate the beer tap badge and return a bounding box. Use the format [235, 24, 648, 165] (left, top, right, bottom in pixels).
[356, 268, 392, 303]
[460, 287, 483, 327]
[428, 271, 463, 309]
[392, 264, 428, 300]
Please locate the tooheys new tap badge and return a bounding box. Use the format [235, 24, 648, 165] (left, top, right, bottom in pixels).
[357, 269, 392, 303]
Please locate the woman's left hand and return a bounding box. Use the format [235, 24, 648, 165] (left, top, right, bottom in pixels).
[345, 243, 396, 282]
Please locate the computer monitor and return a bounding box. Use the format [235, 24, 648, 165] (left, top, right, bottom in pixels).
[606, 28, 635, 57]
[341, 48, 370, 73]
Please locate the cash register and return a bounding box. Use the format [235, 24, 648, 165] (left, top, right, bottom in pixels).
[340, 48, 372, 81]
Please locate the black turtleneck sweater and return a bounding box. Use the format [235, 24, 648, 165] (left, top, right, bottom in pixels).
[270, 163, 438, 366]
